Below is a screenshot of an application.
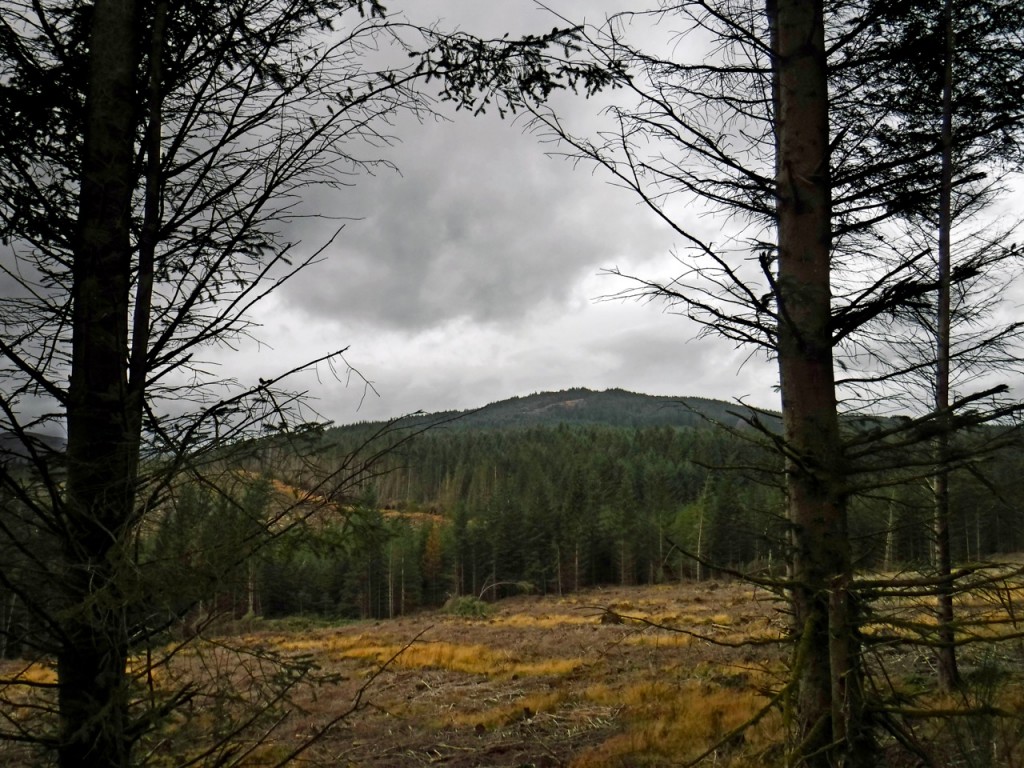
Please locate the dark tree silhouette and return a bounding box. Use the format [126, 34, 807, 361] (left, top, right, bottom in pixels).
[0, 2, 603, 764]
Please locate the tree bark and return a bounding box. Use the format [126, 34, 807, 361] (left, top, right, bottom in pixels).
[61, 1, 139, 766]
[933, 0, 961, 692]
[770, 0, 869, 764]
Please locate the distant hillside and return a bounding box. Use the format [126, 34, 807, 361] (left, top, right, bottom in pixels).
[331, 388, 779, 435]
[0, 431, 66, 464]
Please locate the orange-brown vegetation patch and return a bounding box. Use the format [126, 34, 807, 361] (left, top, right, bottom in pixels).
[381, 508, 446, 526]
[212, 581, 788, 766]
[13, 578, 1024, 766]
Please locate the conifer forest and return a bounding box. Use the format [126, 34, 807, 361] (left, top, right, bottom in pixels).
[3, 1, 1024, 766]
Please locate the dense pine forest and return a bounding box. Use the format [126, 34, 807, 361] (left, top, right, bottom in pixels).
[68, 388, 1016, 628]
[4, 387, 1021, 651]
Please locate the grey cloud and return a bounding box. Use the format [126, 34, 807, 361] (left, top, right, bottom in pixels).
[223, 1, 786, 423]
[274, 0, 668, 334]
[599, 323, 779, 407]
[280, 107, 666, 331]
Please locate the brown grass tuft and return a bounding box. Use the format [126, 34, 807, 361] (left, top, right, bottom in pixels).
[574, 679, 778, 767]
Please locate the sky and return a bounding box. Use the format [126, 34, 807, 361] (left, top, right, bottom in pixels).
[213, 1, 782, 426]
[6, 2, 1020, 434]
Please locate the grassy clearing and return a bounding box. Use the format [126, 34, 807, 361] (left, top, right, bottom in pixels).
[489, 612, 591, 629]
[623, 632, 695, 648]
[573, 679, 779, 767]
[214, 584, 794, 765]
[9, 579, 1024, 766]
[444, 690, 571, 728]
[271, 631, 583, 680]
[0, 660, 56, 686]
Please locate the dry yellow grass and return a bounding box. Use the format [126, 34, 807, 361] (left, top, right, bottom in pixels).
[15, 578, 1024, 767]
[445, 690, 570, 728]
[574, 679, 778, 767]
[219, 585, 792, 765]
[272, 631, 582, 680]
[623, 632, 695, 648]
[489, 612, 590, 629]
[0, 661, 56, 685]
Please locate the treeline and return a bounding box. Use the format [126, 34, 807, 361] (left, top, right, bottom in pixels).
[144, 423, 788, 625]
[232, 417, 1024, 620]
[335, 387, 773, 432]
[364, 424, 784, 595]
[5, 414, 1023, 646]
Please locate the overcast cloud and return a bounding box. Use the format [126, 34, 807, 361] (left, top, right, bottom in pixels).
[203, 1, 783, 424]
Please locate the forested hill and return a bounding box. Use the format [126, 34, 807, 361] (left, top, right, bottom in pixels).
[329, 387, 778, 434]
[122, 387, 1024, 625]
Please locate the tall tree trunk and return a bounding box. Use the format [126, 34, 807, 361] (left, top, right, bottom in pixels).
[933, 0, 961, 692]
[558, 549, 563, 595]
[246, 560, 257, 617]
[770, 0, 869, 764]
[388, 546, 395, 619]
[884, 495, 896, 573]
[696, 500, 705, 581]
[574, 540, 580, 592]
[0, 592, 14, 659]
[61, 1, 140, 766]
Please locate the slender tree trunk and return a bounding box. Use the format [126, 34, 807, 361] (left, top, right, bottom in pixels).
[574, 540, 580, 592]
[61, 1, 140, 765]
[696, 502, 705, 582]
[471, 544, 478, 596]
[933, 0, 961, 692]
[620, 538, 627, 585]
[770, 0, 869, 764]
[246, 559, 257, 617]
[0, 592, 13, 659]
[884, 497, 896, 573]
[555, 543, 563, 596]
[388, 546, 395, 619]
